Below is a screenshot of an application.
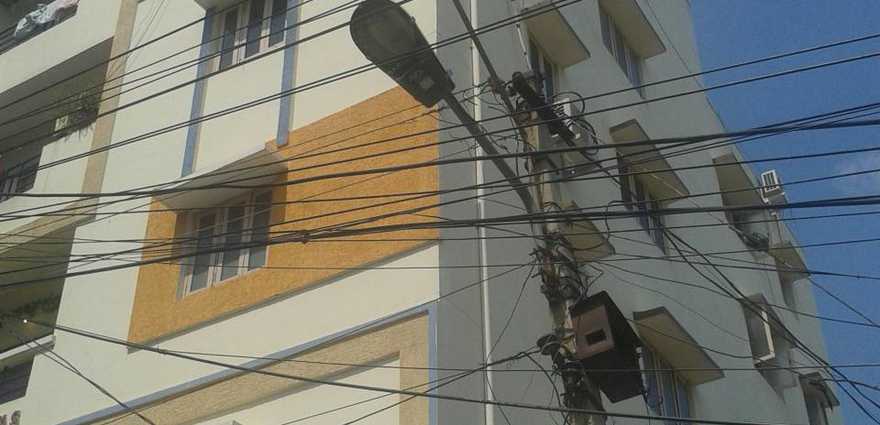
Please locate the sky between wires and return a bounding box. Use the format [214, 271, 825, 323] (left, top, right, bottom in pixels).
[691, 1, 880, 424]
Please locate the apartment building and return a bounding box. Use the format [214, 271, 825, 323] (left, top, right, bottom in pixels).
[0, 1, 842, 425]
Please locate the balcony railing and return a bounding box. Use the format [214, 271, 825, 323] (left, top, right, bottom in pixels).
[0, 0, 79, 55]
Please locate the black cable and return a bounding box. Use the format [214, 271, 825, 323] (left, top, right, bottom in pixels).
[1, 62, 875, 243]
[597, 261, 879, 330]
[0, 0, 255, 114]
[0, 0, 565, 164]
[3, 3, 877, 187]
[10, 318, 833, 425]
[5, 189, 880, 289]
[0, 0, 326, 130]
[5, 114, 880, 203]
[567, 103, 880, 422]
[0, 324, 157, 425]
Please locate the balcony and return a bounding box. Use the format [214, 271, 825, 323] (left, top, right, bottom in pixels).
[0, 0, 120, 94]
[0, 0, 78, 55]
[0, 228, 70, 410]
[0, 49, 106, 236]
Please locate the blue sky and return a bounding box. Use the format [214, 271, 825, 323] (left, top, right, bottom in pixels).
[690, 1, 880, 423]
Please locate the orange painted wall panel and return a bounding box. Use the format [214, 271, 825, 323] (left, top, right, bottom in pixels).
[128, 88, 439, 343]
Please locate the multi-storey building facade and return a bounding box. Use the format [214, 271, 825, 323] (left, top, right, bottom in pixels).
[0, 1, 843, 424]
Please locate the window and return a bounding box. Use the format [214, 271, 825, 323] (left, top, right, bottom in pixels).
[643, 346, 691, 424]
[805, 395, 830, 425]
[529, 38, 559, 100]
[0, 155, 39, 202]
[216, 0, 288, 70]
[800, 373, 839, 425]
[600, 8, 644, 91]
[618, 154, 665, 251]
[181, 191, 272, 295]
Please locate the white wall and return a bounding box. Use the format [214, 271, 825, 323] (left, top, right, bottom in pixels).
[431, 1, 841, 425]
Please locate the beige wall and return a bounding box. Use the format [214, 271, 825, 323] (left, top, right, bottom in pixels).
[101, 315, 429, 425]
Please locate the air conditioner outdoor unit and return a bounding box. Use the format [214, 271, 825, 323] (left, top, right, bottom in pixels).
[760, 170, 785, 204]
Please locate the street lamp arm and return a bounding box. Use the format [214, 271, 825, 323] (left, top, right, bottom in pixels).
[443, 94, 536, 213]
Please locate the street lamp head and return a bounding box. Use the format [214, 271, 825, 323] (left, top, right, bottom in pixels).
[350, 0, 454, 107]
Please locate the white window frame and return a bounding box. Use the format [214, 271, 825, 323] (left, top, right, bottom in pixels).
[181, 191, 272, 296]
[600, 8, 644, 93]
[215, 0, 288, 70]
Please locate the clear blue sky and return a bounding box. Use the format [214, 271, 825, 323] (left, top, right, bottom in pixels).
[690, 1, 880, 423]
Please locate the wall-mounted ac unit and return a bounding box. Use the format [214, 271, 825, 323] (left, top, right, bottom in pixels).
[760, 170, 785, 204]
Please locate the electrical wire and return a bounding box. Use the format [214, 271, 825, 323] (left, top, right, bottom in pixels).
[4, 2, 878, 189]
[10, 317, 836, 425]
[0, 324, 157, 425]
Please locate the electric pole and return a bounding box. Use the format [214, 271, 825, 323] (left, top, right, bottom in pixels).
[510, 72, 606, 425]
[350, 2, 608, 423]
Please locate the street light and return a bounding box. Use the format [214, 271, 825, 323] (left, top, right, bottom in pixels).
[350, 0, 535, 209]
[350, 0, 454, 108]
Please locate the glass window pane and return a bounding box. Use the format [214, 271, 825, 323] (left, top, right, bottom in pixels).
[643, 348, 662, 414]
[627, 47, 643, 88]
[660, 367, 677, 418]
[618, 155, 632, 208]
[529, 39, 541, 77]
[675, 376, 691, 422]
[613, 26, 628, 71]
[245, 0, 266, 58]
[543, 56, 556, 99]
[219, 9, 239, 69]
[269, 0, 287, 46]
[635, 180, 649, 230]
[248, 192, 272, 269]
[17, 155, 39, 193]
[600, 9, 613, 51]
[220, 205, 246, 281]
[650, 199, 665, 249]
[190, 213, 217, 292]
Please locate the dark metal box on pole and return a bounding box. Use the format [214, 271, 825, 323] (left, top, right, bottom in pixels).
[569, 291, 643, 402]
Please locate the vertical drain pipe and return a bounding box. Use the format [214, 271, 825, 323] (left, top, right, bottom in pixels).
[466, 1, 496, 425]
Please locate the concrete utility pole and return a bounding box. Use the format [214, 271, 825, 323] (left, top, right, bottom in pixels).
[510, 73, 606, 425]
[350, 2, 605, 423]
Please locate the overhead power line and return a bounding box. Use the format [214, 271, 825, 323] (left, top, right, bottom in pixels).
[3, 0, 878, 185]
[13, 317, 832, 425]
